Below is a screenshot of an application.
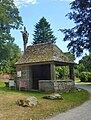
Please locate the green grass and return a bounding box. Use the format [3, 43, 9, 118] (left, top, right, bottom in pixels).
[75, 81, 91, 85]
[0, 80, 90, 120]
[75, 78, 91, 84]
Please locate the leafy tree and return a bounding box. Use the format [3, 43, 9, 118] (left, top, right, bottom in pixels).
[76, 63, 85, 73]
[60, 0, 91, 57]
[56, 66, 69, 80]
[0, 42, 22, 73]
[80, 72, 91, 82]
[0, 0, 23, 73]
[64, 52, 75, 62]
[74, 54, 91, 79]
[74, 68, 80, 78]
[0, 0, 23, 43]
[32, 17, 56, 44]
[79, 54, 91, 72]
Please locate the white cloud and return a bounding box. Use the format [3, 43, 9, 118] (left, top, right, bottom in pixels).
[14, 0, 37, 7]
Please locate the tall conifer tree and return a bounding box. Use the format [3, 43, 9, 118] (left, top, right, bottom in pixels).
[33, 17, 56, 44]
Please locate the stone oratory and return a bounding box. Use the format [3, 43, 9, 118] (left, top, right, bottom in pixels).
[16, 42, 74, 93]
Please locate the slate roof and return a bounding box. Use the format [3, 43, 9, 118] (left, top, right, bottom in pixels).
[16, 43, 73, 65]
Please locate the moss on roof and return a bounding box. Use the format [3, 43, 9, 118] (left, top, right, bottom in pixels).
[16, 43, 73, 65]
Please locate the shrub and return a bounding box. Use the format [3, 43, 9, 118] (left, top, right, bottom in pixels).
[56, 67, 63, 79]
[75, 69, 80, 78]
[88, 72, 91, 82]
[80, 72, 91, 82]
[56, 66, 69, 79]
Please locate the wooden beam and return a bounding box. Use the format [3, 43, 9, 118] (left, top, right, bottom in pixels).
[69, 65, 74, 81]
[50, 63, 56, 80]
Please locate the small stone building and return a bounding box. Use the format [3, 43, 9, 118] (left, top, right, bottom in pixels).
[16, 43, 74, 93]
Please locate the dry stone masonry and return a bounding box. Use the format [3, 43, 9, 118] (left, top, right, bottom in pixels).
[16, 43, 74, 93]
[39, 80, 74, 93]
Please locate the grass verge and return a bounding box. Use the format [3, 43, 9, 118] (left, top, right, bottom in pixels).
[0, 80, 90, 120]
[75, 81, 91, 84]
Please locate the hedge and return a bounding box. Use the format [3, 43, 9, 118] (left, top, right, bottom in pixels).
[80, 72, 91, 82]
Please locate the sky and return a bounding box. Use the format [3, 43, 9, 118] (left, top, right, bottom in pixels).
[12, 0, 85, 63]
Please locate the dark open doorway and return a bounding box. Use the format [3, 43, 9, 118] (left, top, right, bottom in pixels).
[31, 64, 51, 89]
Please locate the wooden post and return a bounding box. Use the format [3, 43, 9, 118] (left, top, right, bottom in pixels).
[69, 64, 74, 81]
[50, 63, 56, 80]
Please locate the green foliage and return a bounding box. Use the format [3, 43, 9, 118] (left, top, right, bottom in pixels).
[0, 0, 23, 73]
[79, 54, 91, 72]
[74, 69, 80, 78]
[74, 54, 91, 80]
[80, 72, 91, 82]
[60, 0, 91, 57]
[33, 17, 56, 44]
[64, 52, 75, 62]
[56, 66, 69, 79]
[56, 67, 63, 79]
[0, 42, 22, 73]
[0, 0, 23, 43]
[76, 64, 85, 73]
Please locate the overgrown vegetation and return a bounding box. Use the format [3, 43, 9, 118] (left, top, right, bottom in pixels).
[0, 80, 90, 120]
[56, 66, 69, 80]
[0, 0, 23, 74]
[0, 42, 22, 74]
[75, 54, 91, 82]
[80, 72, 91, 82]
[56, 52, 75, 80]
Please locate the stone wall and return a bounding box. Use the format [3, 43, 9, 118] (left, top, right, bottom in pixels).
[39, 80, 54, 93]
[16, 65, 32, 91]
[39, 80, 74, 93]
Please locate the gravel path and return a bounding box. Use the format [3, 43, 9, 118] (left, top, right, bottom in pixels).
[46, 84, 91, 120]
